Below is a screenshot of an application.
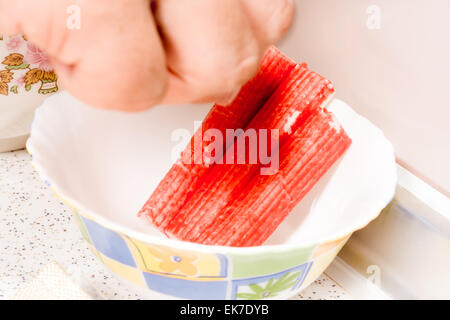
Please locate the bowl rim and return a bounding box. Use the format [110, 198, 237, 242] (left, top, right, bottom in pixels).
[25, 97, 398, 255]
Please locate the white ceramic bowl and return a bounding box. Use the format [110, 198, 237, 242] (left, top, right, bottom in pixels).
[26, 92, 397, 299]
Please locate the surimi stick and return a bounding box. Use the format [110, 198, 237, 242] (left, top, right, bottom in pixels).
[197, 111, 330, 244]
[195, 112, 325, 244]
[166, 65, 336, 240]
[243, 136, 351, 246]
[201, 109, 351, 247]
[138, 46, 296, 229]
[235, 133, 349, 247]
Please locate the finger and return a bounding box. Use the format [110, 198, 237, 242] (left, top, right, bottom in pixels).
[239, 0, 295, 45]
[0, 0, 168, 111]
[58, 1, 168, 111]
[0, 0, 75, 58]
[154, 0, 262, 104]
[0, 0, 26, 35]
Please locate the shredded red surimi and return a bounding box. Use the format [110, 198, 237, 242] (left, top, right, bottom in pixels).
[138, 46, 296, 229]
[139, 46, 351, 248]
[201, 109, 351, 247]
[166, 65, 336, 240]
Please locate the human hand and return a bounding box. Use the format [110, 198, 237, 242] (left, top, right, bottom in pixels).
[0, 0, 294, 111]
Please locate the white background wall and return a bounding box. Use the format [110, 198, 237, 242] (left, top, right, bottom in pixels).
[278, 0, 450, 195]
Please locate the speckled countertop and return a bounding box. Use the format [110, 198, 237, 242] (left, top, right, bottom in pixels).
[0, 150, 351, 300]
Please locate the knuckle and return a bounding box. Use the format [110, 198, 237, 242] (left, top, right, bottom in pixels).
[149, 70, 168, 103]
[190, 49, 260, 97]
[231, 53, 260, 88]
[269, 0, 295, 41]
[92, 67, 167, 111]
[124, 69, 168, 110]
[208, 50, 260, 95]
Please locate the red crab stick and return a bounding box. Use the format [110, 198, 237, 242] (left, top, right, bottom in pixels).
[166, 65, 336, 240]
[138, 46, 296, 229]
[201, 109, 351, 247]
[195, 110, 327, 244]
